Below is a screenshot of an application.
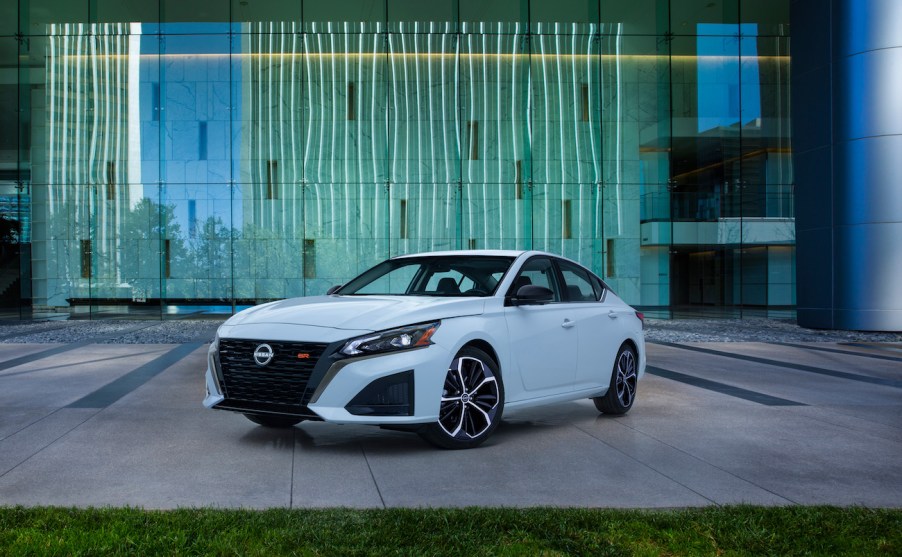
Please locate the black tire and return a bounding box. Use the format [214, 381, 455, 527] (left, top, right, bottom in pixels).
[593, 343, 638, 415]
[243, 413, 305, 428]
[420, 346, 504, 449]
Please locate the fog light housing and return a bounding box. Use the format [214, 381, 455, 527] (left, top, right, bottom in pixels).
[345, 370, 414, 416]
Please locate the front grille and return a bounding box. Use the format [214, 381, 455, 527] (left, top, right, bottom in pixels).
[218, 339, 329, 408]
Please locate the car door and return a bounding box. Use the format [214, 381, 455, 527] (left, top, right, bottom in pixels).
[503, 257, 579, 395]
[556, 260, 623, 391]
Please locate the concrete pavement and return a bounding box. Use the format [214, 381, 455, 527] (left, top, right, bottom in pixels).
[0, 337, 900, 508]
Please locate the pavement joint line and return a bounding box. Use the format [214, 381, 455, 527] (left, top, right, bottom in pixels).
[651, 341, 902, 390]
[646, 365, 806, 407]
[66, 343, 204, 409]
[569, 422, 717, 506]
[781, 403, 902, 444]
[0, 407, 104, 481]
[842, 342, 902, 355]
[0, 407, 63, 443]
[361, 445, 387, 509]
[601, 418, 799, 505]
[768, 342, 902, 363]
[0, 323, 161, 373]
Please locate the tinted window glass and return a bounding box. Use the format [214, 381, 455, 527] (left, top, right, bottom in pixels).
[558, 260, 597, 302]
[340, 256, 514, 296]
[509, 258, 562, 302]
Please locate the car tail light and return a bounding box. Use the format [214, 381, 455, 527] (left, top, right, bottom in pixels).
[635, 311, 645, 327]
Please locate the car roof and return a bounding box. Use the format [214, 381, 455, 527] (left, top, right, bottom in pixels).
[391, 249, 557, 259]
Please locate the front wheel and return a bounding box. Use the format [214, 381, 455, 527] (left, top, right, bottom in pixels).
[593, 344, 638, 415]
[243, 413, 305, 428]
[420, 347, 504, 449]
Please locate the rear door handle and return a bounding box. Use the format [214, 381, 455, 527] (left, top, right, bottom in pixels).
[608, 310, 618, 319]
[562, 319, 576, 329]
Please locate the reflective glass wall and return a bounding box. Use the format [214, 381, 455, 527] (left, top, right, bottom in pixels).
[0, 0, 791, 318]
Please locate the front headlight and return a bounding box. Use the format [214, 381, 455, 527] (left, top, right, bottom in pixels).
[340, 321, 440, 357]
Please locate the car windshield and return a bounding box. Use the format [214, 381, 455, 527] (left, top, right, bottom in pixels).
[337, 256, 515, 297]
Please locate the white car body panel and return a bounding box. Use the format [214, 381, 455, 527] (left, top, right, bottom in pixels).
[204, 250, 646, 438]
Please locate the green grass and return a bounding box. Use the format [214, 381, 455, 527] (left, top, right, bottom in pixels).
[0, 506, 899, 556]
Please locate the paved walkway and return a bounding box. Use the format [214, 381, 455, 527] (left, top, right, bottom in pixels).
[1, 333, 900, 508]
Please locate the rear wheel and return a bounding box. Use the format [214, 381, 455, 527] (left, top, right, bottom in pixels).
[593, 344, 638, 415]
[243, 413, 305, 428]
[420, 346, 504, 449]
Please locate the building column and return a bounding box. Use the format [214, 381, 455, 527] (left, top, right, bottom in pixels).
[792, 0, 902, 331]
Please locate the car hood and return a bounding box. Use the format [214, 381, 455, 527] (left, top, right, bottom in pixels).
[225, 295, 487, 332]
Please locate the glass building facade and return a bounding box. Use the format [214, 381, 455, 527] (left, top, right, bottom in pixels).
[0, 0, 791, 318]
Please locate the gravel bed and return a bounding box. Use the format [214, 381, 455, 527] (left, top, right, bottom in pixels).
[644, 317, 902, 344]
[0, 317, 899, 345]
[0, 319, 225, 344]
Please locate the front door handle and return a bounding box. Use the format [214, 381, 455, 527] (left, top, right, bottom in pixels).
[561, 319, 576, 329]
[608, 310, 619, 319]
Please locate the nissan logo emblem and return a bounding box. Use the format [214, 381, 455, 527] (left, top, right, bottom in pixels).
[253, 343, 274, 366]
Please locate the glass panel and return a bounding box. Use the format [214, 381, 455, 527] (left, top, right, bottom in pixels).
[530, 0, 598, 34]
[388, 32, 459, 185]
[600, 0, 669, 36]
[461, 33, 530, 185]
[93, 0, 160, 25]
[389, 183, 459, 256]
[234, 30, 304, 188]
[21, 0, 88, 34]
[670, 34, 739, 219]
[1, 37, 17, 170]
[740, 35, 792, 220]
[303, 183, 389, 296]
[0, 2, 17, 35]
[303, 0, 385, 34]
[461, 183, 529, 250]
[741, 0, 789, 37]
[530, 34, 599, 185]
[671, 0, 738, 35]
[532, 183, 599, 272]
[40, 28, 146, 189]
[232, 0, 301, 25]
[161, 0, 230, 33]
[90, 185, 164, 317]
[387, 0, 457, 33]
[601, 34, 669, 307]
[234, 180, 302, 302]
[160, 34, 231, 185]
[0, 38, 22, 314]
[460, 0, 526, 34]
[161, 183, 233, 311]
[669, 245, 730, 307]
[303, 33, 387, 185]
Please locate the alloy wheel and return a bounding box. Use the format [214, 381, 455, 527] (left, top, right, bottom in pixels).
[438, 356, 500, 439]
[615, 349, 637, 407]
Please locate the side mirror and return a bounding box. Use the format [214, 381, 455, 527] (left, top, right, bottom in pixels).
[511, 285, 554, 306]
[326, 284, 342, 295]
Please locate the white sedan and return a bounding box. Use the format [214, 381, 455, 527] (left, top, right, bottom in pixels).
[204, 250, 645, 449]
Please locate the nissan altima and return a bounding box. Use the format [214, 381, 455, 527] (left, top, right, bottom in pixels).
[204, 250, 646, 449]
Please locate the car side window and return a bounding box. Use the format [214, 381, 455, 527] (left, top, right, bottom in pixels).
[589, 274, 608, 301]
[508, 258, 562, 302]
[558, 261, 597, 302]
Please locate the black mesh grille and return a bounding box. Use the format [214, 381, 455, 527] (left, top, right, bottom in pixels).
[218, 339, 329, 408]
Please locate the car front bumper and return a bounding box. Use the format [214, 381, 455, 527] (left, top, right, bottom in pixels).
[204, 329, 454, 425]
